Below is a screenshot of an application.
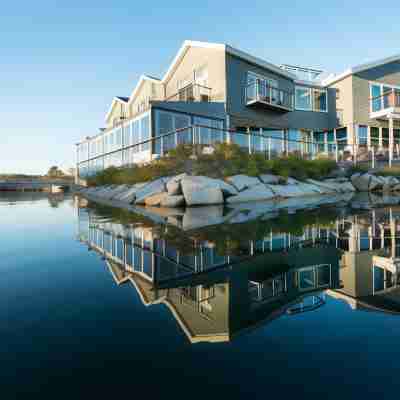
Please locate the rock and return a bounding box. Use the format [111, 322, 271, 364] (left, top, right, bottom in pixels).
[351, 173, 371, 192]
[226, 175, 261, 191]
[381, 176, 400, 192]
[103, 185, 129, 199]
[259, 174, 281, 184]
[117, 183, 147, 202]
[267, 183, 320, 198]
[182, 206, 226, 230]
[286, 177, 302, 185]
[135, 177, 168, 204]
[181, 176, 224, 206]
[160, 194, 185, 207]
[184, 187, 223, 206]
[217, 180, 238, 197]
[144, 192, 168, 206]
[306, 179, 339, 193]
[166, 173, 187, 195]
[369, 175, 384, 191]
[167, 180, 181, 196]
[226, 184, 275, 203]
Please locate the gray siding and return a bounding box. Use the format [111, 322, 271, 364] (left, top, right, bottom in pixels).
[225, 53, 337, 130]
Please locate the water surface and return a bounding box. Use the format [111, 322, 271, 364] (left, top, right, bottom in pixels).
[2, 192, 400, 398]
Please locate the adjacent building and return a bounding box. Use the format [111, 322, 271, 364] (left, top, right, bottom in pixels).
[76, 41, 400, 181]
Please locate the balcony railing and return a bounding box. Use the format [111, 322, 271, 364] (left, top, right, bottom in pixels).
[246, 80, 294, 111]
[165, 83, 212, 102]
[370, 88, 400, 115]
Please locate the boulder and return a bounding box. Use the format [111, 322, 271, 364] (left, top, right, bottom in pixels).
[286, 177, 302, 185]
[181, 205, 226, 230]
[160, 194, 186, 208]
[369, 175, 385, 191]
[166, 173, 187, 195]
[306, 179, 339, 193]
[267, 183, 320, 198]
[117, 182, 147, 202]
[259, 174, 281, 184]
[135, 177, 168, 204]
[181, 176, 224, 206]
[184, 187, 224, 206]
[351, 173, 371, 192]
[226, 184, 275, 203]
[216, 180, 238, 197]
[381, 176, 400, 192]
[226, 175, 261, 191]
[166, 180, 182, 196]
[144, 192, 168, 207]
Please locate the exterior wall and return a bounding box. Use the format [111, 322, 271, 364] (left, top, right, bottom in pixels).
[128, 80, 164, 118]
[329, 61, 400, 140]
[226, 53, 336, 130]
[329, 75, 353, 127]
[164, 46, 226, 102]
[106, 101, 127, 129]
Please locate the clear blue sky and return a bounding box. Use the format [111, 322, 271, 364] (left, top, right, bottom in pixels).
[1, 0, 399, 174]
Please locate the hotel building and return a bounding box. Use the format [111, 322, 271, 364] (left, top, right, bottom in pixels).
[76, 41, 400, 181]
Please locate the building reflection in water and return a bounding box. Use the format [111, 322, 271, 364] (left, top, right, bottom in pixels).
[76, 198, 400, 343]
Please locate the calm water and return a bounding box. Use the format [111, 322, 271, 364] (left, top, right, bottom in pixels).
[2, 192, 400, 398]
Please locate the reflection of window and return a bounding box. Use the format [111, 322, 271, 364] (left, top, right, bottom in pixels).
[371, 84, 382, 112]
[295, 86, 312, 111]
[313, 89, 327, 112]
[295, 86, 327, 112]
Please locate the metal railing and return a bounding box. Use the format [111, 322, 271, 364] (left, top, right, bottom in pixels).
[371, 88, 400, 113]
[246, 80, 294, 110]
[165, 83, 212, 102]
[78, 122, 400, 178]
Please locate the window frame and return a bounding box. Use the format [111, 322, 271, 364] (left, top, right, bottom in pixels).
[295, 86, 328, 112]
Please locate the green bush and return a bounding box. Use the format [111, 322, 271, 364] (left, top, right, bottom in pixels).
[87, 144, 338, 186]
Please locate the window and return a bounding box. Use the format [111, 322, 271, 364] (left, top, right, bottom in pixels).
[358, 125, 368, 146]
[295, 86, 327, 112]
[371, 84, 382, 112]
[313, 89, 327, 112]
[295, 87, 312, 111]
[370, 127, 379, 146]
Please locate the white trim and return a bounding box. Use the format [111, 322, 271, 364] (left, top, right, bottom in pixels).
[104, 97, 129, 123]
[323, 54, 400, 86]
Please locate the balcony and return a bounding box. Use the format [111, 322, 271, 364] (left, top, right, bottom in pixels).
[246, 80, 293, 112]
[165, 83, 212, 102]
[370, 88, 400, 120]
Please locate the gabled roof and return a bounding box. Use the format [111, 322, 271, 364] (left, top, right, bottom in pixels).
[161, 40, 296, 84]
[323, 53, 400, 86]
[104, 96, 130, 123]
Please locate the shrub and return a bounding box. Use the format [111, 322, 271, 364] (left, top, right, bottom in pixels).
[87, 144, 338, 186]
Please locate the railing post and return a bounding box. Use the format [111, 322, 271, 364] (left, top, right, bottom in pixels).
[335, 141, 339, 163]
[371, 146, 375, 169]
[160, 135, 164, 156]
[268, 137, 271, 160]
[247, 127, 252, 155]
[175, 130, 178, 148]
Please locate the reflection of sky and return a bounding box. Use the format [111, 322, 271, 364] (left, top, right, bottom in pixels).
[3, 195, 400, 397]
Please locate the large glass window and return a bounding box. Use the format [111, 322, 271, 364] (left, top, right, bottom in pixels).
[141, 115, 150, 151]
[295, 86, 327, 112]
[295, 87, 312, 111]
[370, 127, 379, 146]
[154, 110, 191, 154]
[358, 125, 368, 146]
[193, 116, 223, 145]
[371, 84, 382, 112]
[313, 89, 327, 112]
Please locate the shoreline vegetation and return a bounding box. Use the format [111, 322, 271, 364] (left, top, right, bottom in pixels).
[87, 144, 337, 187]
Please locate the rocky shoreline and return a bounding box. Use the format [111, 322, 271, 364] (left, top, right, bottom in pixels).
[75, 172, 400, 230]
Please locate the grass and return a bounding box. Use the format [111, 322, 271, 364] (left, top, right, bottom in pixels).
[377, 165, 400, 177]
[87, 143, 337, 186]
